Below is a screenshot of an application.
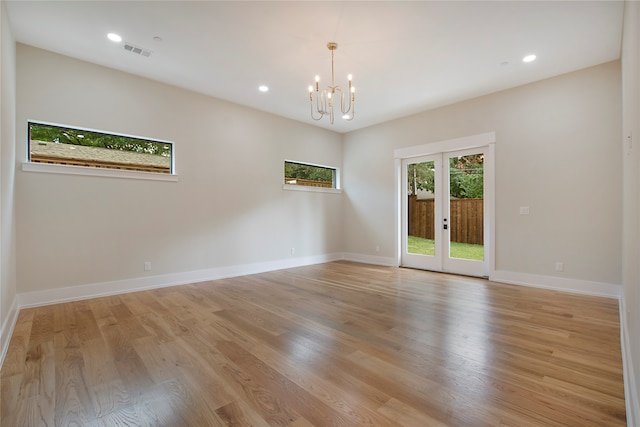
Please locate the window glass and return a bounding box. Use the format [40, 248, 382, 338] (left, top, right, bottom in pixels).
[28, 122, 173, 174]
[284, 161, 336, 188]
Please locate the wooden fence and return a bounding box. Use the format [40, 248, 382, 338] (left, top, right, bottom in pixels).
[408, 195, 484, 245]
[284, 178, 333, 188]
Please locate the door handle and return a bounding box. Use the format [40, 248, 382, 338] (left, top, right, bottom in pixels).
[443, 218, 448, 230]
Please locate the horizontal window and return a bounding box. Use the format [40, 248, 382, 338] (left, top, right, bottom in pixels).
[284, 161, 338, 189]
[28, 121, 174, 174]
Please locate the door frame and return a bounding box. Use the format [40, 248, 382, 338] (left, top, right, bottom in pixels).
[394, 132, 496, 277]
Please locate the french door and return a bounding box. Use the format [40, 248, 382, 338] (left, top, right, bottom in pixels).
[401, 147, 489, 277]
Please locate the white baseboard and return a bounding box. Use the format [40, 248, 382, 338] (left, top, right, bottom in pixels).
[490, 270, 621, 299]
[342, 252, 398, 267]
[339, 257, 621, 298]
[620, 297, 640, 426]
[0, 296, 19, 368]
[18, 253, 344, 309]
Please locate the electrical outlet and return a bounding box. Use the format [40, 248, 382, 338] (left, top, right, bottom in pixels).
[555, 262, 564, 272]
[291, 247, 296, 255]
[144, 261, 152, 271]
[375, 245, 380, 252]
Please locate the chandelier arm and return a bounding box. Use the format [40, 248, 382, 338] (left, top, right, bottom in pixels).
[329, 100, 334, 124]
[336, 87, 351, 116]
[318, 89, 328, 115]
[344, 99, 355, 121]
[335, 86, 343, 112]
[315, 91, 321, 115]
[340, 86, 355, 121]
[309, 93, 323, 121]
[343, 99, 353, 116]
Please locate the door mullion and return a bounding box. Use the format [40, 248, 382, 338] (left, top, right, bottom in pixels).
[440, 155, 450, 268]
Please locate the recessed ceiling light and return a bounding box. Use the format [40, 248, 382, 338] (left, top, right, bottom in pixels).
[107, 33, 122, 43]
[523, 54, 537, 63]
[258, 85, 269, 92]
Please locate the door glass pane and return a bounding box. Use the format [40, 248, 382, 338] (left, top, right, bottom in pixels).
[448, 154, 484, 260]
[407, 161, 436, 256]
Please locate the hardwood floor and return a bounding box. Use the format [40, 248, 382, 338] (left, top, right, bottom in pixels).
[0, 261, 626, 426]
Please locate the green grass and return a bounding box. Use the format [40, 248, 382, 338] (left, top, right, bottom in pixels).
[408, 235, 484, 261]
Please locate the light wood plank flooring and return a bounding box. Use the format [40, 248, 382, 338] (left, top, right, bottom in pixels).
[0, 261, 626, 426]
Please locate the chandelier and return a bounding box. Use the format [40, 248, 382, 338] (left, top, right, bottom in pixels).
[308, 42, 355, 124]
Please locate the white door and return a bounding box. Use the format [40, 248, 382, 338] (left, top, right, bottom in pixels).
[401, 154, 443, 272]
[401, 147, 489, 277]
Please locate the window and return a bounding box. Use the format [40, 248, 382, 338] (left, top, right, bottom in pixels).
[28, 121, 174, 174]
[284, 161, 338, 190]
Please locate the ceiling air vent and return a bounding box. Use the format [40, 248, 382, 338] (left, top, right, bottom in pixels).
[123, 42, 152, 58]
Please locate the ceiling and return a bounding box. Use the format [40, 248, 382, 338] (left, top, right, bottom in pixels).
[5, 1, 624, 134]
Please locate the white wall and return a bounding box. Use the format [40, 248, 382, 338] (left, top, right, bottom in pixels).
[343, 61, 622, 291]
[0, 1, 17, 357]
[15, 44, 343, 295]
[622, 0, 640, 423]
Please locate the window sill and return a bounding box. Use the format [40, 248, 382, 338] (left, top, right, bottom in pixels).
[22, 162, 179, 182]
[282, 184, 341, 194]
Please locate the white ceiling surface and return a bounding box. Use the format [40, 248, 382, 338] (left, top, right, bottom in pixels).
[5, 1, 624, 134]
